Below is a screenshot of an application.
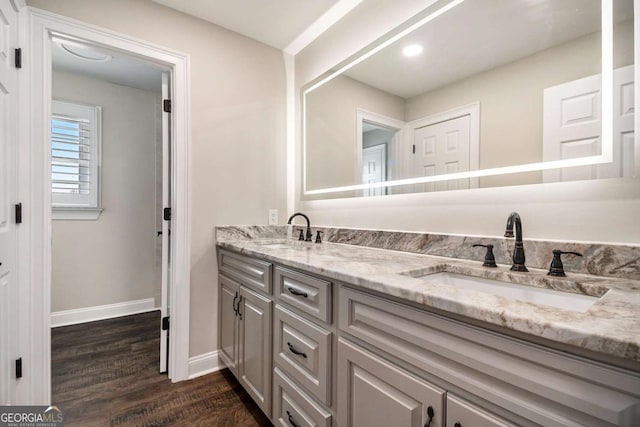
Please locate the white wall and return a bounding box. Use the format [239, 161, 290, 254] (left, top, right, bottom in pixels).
[306, 74, 404, 190]
[28, 0, 287, 356]
[294, 0, 640, 244]
[51, 70, 160, 312]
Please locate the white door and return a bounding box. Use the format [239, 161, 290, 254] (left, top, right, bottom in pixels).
[0, 0, 20, 405]
[362, 144, 386, 197]
[542, 65, 634, 182]
[412, 115, 471, 192]
[159, 72, 171, 374]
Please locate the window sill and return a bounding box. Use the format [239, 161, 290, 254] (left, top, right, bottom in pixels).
[52, 207, 103, 221]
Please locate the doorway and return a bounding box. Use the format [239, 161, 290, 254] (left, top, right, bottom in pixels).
[23, 9, 191, 403]
[49, 36, 171, 374]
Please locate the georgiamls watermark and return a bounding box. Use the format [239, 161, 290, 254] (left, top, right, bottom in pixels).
[0, 406, 63, 427]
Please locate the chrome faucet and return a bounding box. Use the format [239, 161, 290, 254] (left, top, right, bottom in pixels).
[287, 212, 312, 242]
[504, 212, 528, 272]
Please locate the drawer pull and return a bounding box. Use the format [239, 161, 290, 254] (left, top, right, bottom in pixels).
[287, 342, 307, 358]
[286, 410, 301, 427]
[424, 406, 434, 427]
[454, 423, 461, 427]
[287, 286, 308, 298]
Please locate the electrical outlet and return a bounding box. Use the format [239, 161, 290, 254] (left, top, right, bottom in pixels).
[268, 209, 278, 225]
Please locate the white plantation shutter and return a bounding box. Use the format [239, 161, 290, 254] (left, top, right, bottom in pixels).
[51, 100, 101, 208]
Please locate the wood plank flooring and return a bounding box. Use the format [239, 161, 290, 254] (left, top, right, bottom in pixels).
[51, 311, 272, 426]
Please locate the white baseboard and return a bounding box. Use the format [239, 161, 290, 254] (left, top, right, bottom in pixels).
[51, 298, 158, 328]
[188, 350, 222, 379]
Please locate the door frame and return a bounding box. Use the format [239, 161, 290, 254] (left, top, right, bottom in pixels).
[21, 7, 192, 403]
[356, 109, 405, 185]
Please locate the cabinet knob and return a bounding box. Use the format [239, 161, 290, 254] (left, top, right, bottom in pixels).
[454, 423, 462, 427]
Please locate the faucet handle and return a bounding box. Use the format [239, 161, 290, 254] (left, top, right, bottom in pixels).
[548, 249, 583, 277]
[472, 244, 497, 268]
[298, 229, 305, 241]
[315, 230, 324, 244]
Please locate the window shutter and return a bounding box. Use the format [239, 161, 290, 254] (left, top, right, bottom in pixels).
[50, 100, 101, 210]
[51, 115, 92, 196]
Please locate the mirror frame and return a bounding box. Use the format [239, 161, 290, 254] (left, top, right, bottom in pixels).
[301, 0, 614, 197]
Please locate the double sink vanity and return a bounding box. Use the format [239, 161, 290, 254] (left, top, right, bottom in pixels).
[216, 223, 640, 427]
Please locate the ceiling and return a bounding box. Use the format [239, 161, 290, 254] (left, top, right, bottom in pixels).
[344, 0, 631, 99]
[52, 39, 165, 92]
[151, 0, 340, 50]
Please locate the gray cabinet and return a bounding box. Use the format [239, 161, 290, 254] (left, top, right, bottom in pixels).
[238, 285, 273, 417]
[337, 337, 445, 427]
[338, 285, 640, 426]
[218, 275, 240, 375]
[218, 249, 640, 427]
[218, 250, 274, 418]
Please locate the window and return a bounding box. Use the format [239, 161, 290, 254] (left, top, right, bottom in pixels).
[51, 100, 102, 219]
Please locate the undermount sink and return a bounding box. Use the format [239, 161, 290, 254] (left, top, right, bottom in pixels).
[411, 271, 599, 313]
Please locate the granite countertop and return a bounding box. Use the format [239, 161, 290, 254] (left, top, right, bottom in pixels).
[215, 227, 640, 366]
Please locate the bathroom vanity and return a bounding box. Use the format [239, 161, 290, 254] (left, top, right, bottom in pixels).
[216, 226, 640, 427]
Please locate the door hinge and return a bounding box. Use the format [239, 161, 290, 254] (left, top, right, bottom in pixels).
[14, 48, 22, 69]
[163, 207, 171, 221]
[162, 316, 170, 331]
[15, 203, 22, 224]
[163, 99, 171, 113]
[15, 358, 22, 379]
[412, 144, 416, 154]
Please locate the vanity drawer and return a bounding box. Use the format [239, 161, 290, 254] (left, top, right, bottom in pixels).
[273, 367, 331, 427]
[275, 266, 331, 323]
[274, 304, 332, 405]
[218, 250, 272, 293]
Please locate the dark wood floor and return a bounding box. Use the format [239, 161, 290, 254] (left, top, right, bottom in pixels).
[51, 311, 272, 426]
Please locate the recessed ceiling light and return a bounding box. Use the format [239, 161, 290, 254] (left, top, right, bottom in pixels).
[61, 43, 112, 62]
[402, 44, 423, 57]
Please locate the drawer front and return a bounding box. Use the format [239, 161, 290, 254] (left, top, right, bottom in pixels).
[219, 250, 272, 293]
[274, 305, 332, 405]
[273, 367, 331, 427]
[447, 395, 516, 427]
[275, 266, 331, 323]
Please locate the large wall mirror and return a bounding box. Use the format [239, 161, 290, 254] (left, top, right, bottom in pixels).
[302, 0, 634, 199]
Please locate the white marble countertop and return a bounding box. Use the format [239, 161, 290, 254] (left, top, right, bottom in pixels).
[216, 229, 640, 367]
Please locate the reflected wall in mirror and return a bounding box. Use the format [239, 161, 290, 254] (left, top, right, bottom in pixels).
[303, 0, 635, 199]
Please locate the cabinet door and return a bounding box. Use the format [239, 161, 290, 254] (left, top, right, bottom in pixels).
[337, 338, 445, 427]
[239, 285, 273, 417]
[219, 276, 240, 376]
[447, 394, 516, 427]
